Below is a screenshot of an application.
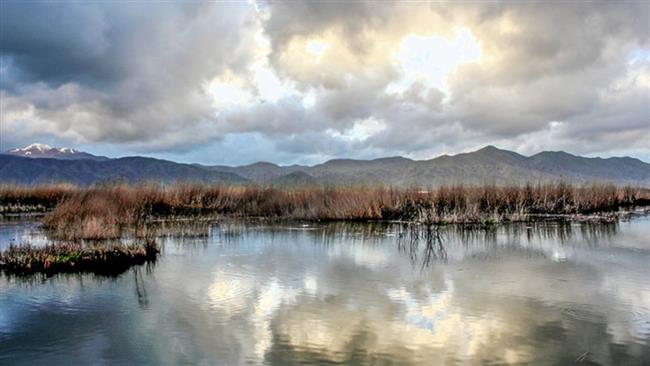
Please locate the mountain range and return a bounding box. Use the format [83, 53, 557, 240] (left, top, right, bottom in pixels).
[2, 144, 649, 186]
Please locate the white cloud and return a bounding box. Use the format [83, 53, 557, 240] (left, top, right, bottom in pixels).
[389, 28, 481, 95]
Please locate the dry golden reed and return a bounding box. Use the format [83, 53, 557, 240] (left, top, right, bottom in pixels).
[20, 182, 647, 240]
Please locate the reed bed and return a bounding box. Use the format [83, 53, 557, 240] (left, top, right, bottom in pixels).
[0, 183, 76, 213]
[1, 182, 647, 275]
[0, 239, 159, 276]
[31, 182, 650, 240]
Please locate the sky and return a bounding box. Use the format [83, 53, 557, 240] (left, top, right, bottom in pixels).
[0, 1, 649, 165]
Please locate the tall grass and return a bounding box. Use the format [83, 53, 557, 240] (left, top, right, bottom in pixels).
[30, 182, 649, 240]
[0, 183, 76, 213]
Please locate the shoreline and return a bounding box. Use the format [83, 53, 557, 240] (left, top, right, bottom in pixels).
[1, 203, 648, 226]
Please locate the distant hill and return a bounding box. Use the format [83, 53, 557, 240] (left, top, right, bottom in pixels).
[0, 155, 249, 185]
[209, 146, 650, 187]
[1, 144, 649, 186]
[202, 162, 307, 184]
[268, 171, 319, 187]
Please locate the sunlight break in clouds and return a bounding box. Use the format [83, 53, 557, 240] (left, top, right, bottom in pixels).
[305, 39, 330, 57]
[388, 28, 481, 95]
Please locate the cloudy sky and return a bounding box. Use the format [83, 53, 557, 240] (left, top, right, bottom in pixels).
[1, 1, 648, 165]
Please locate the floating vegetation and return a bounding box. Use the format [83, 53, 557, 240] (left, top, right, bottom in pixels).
[0, 239, 159, 276]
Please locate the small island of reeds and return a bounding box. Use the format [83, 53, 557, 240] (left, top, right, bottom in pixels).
[1, 182, 648, 275]
[0, 240, 159, 276]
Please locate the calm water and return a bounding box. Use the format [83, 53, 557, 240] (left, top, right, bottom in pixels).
[1, 218, 649, 365]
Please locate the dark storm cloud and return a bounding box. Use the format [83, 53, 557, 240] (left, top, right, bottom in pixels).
[1, 1, 115, 86]
[1, 1, 259, 149]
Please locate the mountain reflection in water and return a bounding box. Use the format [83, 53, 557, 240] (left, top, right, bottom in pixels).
[1, 218, 649, 365]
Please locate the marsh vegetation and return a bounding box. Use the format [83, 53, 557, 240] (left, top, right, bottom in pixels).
[0, 239, 159, 276]
[4, 182, 648, 235]
[0, 182, 647, 275]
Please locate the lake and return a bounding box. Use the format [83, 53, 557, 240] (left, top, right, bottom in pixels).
[1, 218, 649, 365]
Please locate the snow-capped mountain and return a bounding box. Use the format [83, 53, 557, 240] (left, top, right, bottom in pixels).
[4, 143, 109, 161]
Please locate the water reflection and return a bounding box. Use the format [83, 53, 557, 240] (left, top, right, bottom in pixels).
[1, 218, 649, 365]
[396, 224, 448, 268]
[0, 217, 50, 250]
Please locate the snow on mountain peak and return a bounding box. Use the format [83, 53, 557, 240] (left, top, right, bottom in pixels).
[2, 143, 107, 161]
[9, 143, 81, 154]
[29, 143, 51, 150]
[10, 143, 52, 152]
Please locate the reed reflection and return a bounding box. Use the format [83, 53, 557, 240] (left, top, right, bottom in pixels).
[1, 218, 649, 365]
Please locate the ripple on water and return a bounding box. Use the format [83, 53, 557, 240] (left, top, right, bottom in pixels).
[610, 305, 650, 326]
[206, 270, 256, 316]
[558, 301, 650, 327]
[559, 302, 607, 323]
